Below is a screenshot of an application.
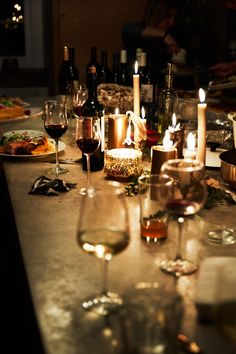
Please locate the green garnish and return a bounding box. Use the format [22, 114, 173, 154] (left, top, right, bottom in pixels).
[125, 177, 236, 210]
[0, 133, 27, 146]
[204, 185, 236, 209]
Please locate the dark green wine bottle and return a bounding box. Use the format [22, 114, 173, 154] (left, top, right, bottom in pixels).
[58, 45, 79, 96]
[81, 66, 104, 171]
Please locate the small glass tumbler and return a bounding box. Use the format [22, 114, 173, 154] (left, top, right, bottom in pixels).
[138, 173, 174, 243]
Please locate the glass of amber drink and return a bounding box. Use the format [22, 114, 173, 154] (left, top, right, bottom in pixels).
[138, 173, 174, 244]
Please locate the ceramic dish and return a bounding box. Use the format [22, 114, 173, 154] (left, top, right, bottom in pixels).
[0, 107, 43, 123]
[0, 129, 65, 158]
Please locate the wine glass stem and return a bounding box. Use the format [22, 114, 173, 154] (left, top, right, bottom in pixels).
[55, 138, 59, 175]
[101, 259, 108, 295]
[176, 216, 184, 260]
[86, 154, 91, 189]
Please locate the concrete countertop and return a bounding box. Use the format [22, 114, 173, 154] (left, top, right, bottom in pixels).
[1, 97, 236, 354]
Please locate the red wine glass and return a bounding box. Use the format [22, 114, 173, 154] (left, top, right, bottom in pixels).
[75, 117, 101, 195]
[160, 159, 207, 277]
[72, 84, 88, 118]
[44, 101, 69, 175]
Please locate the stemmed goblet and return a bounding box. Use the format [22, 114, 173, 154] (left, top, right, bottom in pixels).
[75, 117, 100, 195]
[77, 182, 130, 315]
[44, 101, 69, 175]
[160, 159, 207, 277]
[72, 84, 88, 118]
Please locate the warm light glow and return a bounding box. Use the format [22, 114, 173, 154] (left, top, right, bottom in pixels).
[163, 130, 173, 150]
[115, 107, 119, 115]
[107, 148, 142, 159]
[141, 106, 145, 119]
[172, 113, 177, 127]
[14, 4, 22, 11]
[199, 88, 205, 103]
[187, 132, 196, 151]
[134, 61, 138, 74]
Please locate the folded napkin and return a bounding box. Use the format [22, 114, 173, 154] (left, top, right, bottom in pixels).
[29, 175, 77, 196]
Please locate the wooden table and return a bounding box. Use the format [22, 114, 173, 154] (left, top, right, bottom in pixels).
[1, 97, 236, 354]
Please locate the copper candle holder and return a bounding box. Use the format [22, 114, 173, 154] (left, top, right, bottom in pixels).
[151, 145, 177, 174]
[108, 114, 128, 150]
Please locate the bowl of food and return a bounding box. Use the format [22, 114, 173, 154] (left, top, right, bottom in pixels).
[219, 150, 236, 190]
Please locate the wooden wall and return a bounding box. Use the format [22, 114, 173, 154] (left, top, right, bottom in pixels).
[50, 0, 147, 92]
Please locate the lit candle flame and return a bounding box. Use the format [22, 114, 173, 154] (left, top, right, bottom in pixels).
[187, 132, 196, 151]
[115, 107, 119, 115]
[141, 106, 145, 119]
[199, 88, 205, 103]
[134, 60, 138, 74]
[163, 130, 173, 150]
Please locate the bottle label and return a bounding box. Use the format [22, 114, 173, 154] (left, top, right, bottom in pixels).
[82, 118, 93, 138]
[141, 84, 153, 103]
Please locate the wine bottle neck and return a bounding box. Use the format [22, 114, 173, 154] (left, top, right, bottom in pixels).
[165, 73, 173, 89]
[87, 72, 98, 100]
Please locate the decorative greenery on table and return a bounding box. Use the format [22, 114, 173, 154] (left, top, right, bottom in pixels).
[125, 175, 236, 210]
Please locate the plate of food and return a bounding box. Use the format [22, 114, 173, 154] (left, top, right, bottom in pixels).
[0, 130, 65, 158]
[0, 96, 42, 123]
[208, 75, 236, 91]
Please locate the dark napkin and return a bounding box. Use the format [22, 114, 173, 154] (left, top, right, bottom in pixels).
[29, 175, 77, 196]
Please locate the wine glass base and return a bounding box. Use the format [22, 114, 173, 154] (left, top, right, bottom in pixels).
[47, 165, 69, 175]
[82, 292, 124, 315]
[207, 228, 236, 245]
[160, 259, 198, 277]
[79, 186, 96, 196]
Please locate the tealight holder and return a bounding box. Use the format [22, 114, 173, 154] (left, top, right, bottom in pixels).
[104, 148, 144, 180]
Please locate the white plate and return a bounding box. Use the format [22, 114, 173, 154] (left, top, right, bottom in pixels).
[0, 129, 66, 158]
[0, 107, 43, 123]
[206, 147, 226, 168]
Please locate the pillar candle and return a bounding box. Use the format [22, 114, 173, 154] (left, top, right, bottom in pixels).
[108, 113, 128, 149]
[133, 61, 140, 117]
[183, 132, 196, 159]
[151, 130, 176, 174]
[197, 88, 207, 164]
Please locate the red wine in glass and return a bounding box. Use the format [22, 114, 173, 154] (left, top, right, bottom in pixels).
[75, 117, 101, 195]
[166, 200, 202, 216]
[44, 101, 68, 175]
[45, 124, 67, 139]
[76, 138, 100, 155]
[73, 105, 83, 118]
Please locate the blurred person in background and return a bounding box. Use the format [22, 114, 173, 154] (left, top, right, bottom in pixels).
[210, 60, 236, 78]
[122, 0, 181, 84]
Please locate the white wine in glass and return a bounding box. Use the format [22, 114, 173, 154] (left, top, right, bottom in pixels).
[76, 182, 130, 315]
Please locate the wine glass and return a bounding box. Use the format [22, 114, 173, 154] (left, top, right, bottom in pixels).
[44, 101, 69, 175]
[160, 159, 207, 277]
[75, 116, 101, 195]
[72, 84, 88, 118]
[76, 181, 130, 315]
